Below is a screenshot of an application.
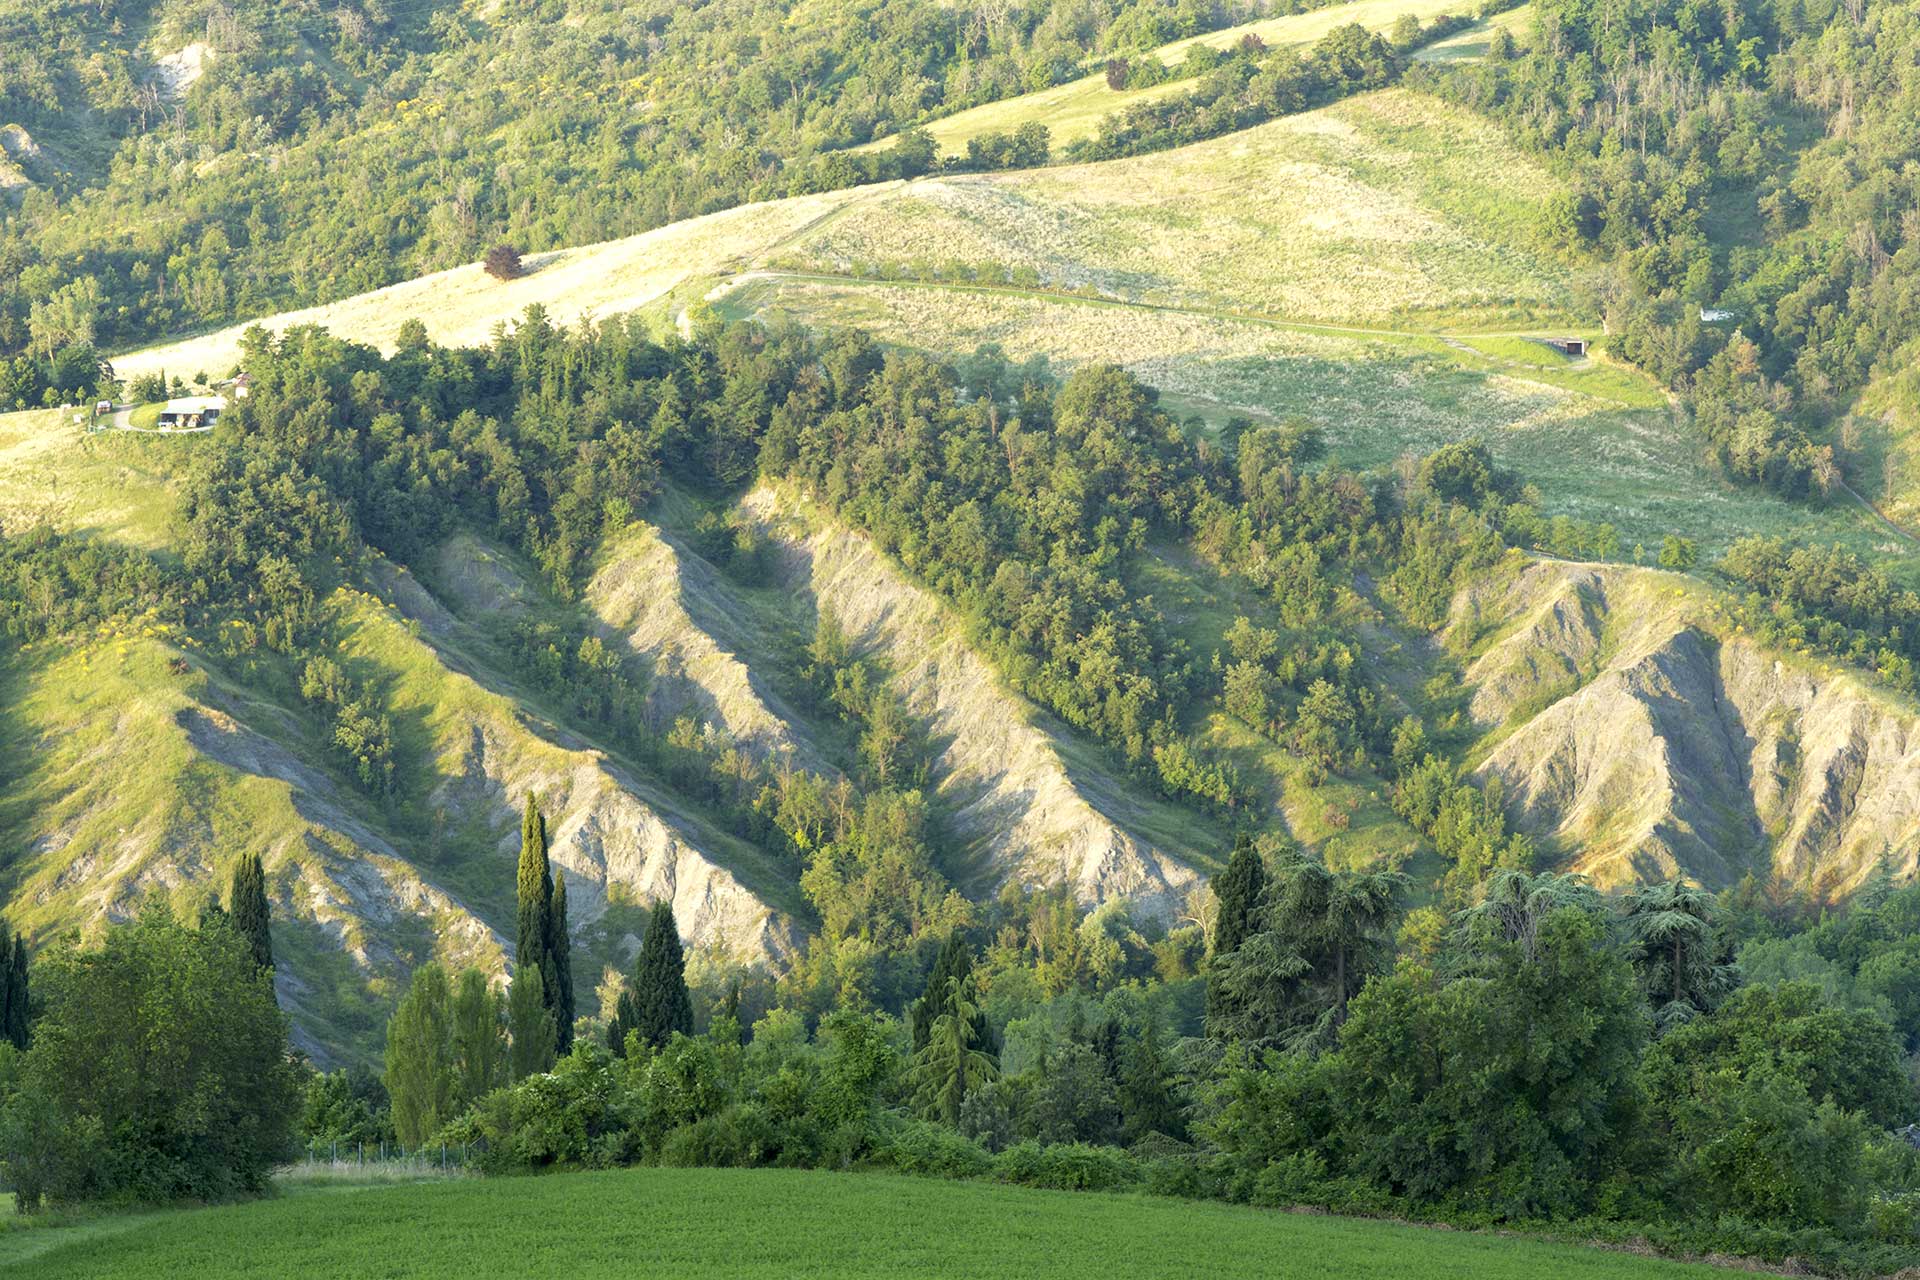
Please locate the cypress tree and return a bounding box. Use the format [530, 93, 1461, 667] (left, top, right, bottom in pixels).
[5, 933, 26, 1051]
[631, 899, 693, 1050]
[547, 873, 574, 1052]
[229, 851, 273, 972]
[514, 793, 553, 1000]
[1211, 834, 1267, 958]
[1205, 834, 1267, 1037]
[0, 935, 12, 1050]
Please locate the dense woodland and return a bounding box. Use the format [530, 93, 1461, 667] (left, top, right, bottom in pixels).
[1425, 0, 1920, 499]
[1, 314, 1919, 1272]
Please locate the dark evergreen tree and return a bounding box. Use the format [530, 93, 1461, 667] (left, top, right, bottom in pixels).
[6, 933, 27, 1051]
[1205, 834, 1267, 1037]
[0, 934, 14, 1050]
[229, 851, 273, 972]
[1212, 834, 1267, 957]
[910, 932, 992, 1055]
[514, 794, 553, 1011]
[630, 900, 693, 1051]
[547, 872, 574, 1053]
[1119, 1016, 1184, 1143]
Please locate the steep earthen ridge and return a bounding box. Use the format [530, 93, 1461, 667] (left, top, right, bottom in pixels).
[1456, 559, 1920, 895]
[362, 558, 802, 970]
[583, 521, 828, 769]
[735, 485, 1202, 920]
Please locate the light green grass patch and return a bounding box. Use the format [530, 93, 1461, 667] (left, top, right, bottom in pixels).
[0, 409, 189, 551]
[0, 1165, 1737, 1279]
[1412, 4, 1536, 62]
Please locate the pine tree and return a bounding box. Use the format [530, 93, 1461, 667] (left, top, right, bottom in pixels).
[547, 872, 574, 1053]
[631, 899, 693, 1051]
[450, 968, 505, 1108]
[5, 933, 26, 1050]
[506, 963, 556, 1081]
[904, 975, 997, 1124]
[229, 851, 273, 972]
[515, 793, 553, 1009]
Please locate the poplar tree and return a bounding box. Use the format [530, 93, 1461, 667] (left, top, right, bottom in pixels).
[506, 963, 555, 1081]
[631, 900, 693, 1050]
[450, 968, 505, 1107]
[385, 963, 454, 1148]
[547, 873, 574, 1052]
[229, 851, 273, 972]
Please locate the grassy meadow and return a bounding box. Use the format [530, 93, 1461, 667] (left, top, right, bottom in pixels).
[819, 91, 1577, 328]
[725, 274, 1893, 556]
[0, 1166, 1738, 1279]
[856, 0, 1487, 157]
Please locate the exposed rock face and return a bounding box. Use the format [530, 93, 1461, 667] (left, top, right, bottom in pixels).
[1459, 560, 1920, 894]
[584, 522, 826, 768]
[737, 486, 1202, 920]
[382, 547, 801, 968]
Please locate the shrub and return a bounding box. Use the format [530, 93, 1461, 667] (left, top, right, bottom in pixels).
[483, 243, 524, 281]
[881, 1121, 992, 1179]
[994, 1141, 1138, 1192]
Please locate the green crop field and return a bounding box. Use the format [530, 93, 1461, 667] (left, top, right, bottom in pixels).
[0, 1166, 1732, 1279]
[857, 0, 1488, 157]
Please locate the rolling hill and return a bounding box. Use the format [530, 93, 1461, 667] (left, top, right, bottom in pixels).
[6, 58, 1912, 1062]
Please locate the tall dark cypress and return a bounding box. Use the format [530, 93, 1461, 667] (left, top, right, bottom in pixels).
[514, 793, 553, 996]
[4, 933, 27, 1050]
[0, 935, 11, 1050]
[631, 899, 693, 1050]
[547, 872, 574, 1052]
[1211, 834, 1267, 958]
[1205, 833, 1268, 1037]
[229, 851, 274, 971]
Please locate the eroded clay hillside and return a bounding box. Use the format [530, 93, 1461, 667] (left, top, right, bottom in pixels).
[0, 486, 1227, 1059]
[1454, 559, 1920, 894]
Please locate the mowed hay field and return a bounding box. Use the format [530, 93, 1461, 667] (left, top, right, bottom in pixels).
[806, 92, 1576, 329]
[856, 0, 1491, 157]
[108, 184, 895, 386]
[0, 1167, 1734, 1279]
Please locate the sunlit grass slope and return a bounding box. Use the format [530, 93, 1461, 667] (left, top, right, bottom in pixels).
[857, 0, 1481, 157]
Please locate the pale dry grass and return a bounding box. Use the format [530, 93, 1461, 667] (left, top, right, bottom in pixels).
[111, 185, 894, 382]
[857, 0, 1478, 156]
[811, 91, 1573, 326]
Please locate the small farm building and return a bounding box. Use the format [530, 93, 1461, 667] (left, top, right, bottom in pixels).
[156, 395, 226, 429]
